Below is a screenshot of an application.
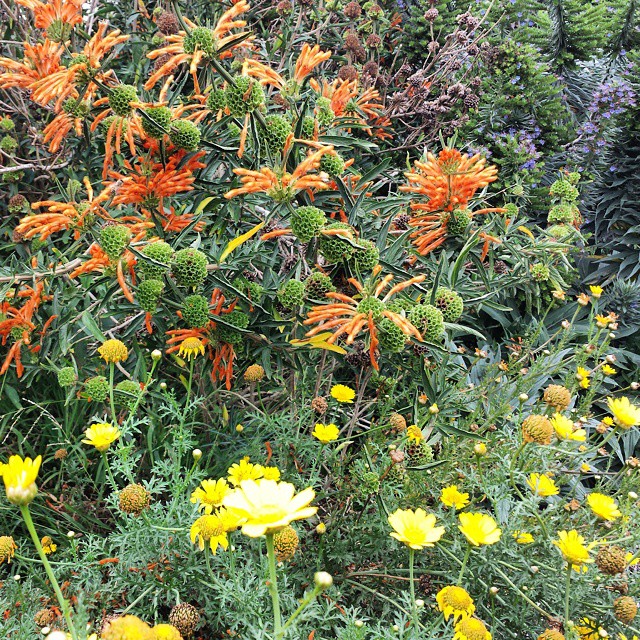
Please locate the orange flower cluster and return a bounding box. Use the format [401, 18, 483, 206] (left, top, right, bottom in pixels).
[0, 283, 55, 377]
[16, 0, 83, 31]
[303, 266, 426, 369]
[166, 290, 238, 389]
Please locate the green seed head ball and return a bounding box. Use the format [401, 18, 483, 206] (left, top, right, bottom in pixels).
[232, 276, 264, 302]
[115, 380, 142, 409]
[62, 98, 90, 119]
[109, 84, 138, 117]
[316, 106, 335, 128]
[503, 202, 519, 217]
[319, 222, 355, 263]
[8, 194, 28, 214]
[351, 239, 379, 272]
[57, 366, 77, 388]
[549, 179, 579, 202]
[567, 171, 581, 185]
[304, 271, 335, 300]
[530, 263, 550, 282]
[100, 225, 131, 260]
[100, 115, 128, 134]
[83, 376, 110, 402]
[377, 317, 406, 352]
[207, 88, 227, 112]
[546, 224, 573, 241]
[172, 248, 208, 287]
[278, 279, 305, 309]
[182, 294, 210, 328]
[548, 203, 574, 224]
[217, 309, 249, 346]
[408, 303, 444, 341]
[320, 153, 345, 177]
[0, 136, 17, 153]
[433, 287, 463, 322]
[385, 298, 412, 313]
[446, 208, 472, 236]
[226, 76, 265, 117]
[301, 116, 316, 138]
[169, 120, 201, 152]
[0, 116, 15, 132]
[137, 279, 165, 313]
[183, 26, 216, 56]
[139, 241, 174, 279]
[260, 114, 292, 154]
[356, 296, 385, 321]
[141, 106, 172, 139]
[406, 440, 434, 466]
[291, 206, 327, 242]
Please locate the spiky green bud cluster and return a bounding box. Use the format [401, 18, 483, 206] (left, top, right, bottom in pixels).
[316, 97, 335, 127]
[109, 85, 138, 117]
[57, 366, 77, 388]
[141, 106, 172, 139]
[169, 120, 201, 151]
[259, 115, 292, 154]
[546, 224, 572, 241]
[83, 376, 110, 402]
[530, 263, 550, 281]
[182, 294, 210, 328]
[378, 318, 406, 352]
[548, 203, 574, 224]
[504, 202, 519, 217]
[432, 287, 463, 322]
[206, 88, 227, 112]
[549, 179, 578, 202]
[232, 276, 264, 302]
[446, 208, 472, 236]
[137, 279, 164, 313]
[183, 27, 216, 56]
[567, 172, 581, 185]
[278, 279, 305, 309]
[217, 309, 249, 347]
[100, 116, 128, 134]
[115, 380, 141, 409]
[319, 222, 355, 262]
[406, 440, 433, 466]
[138, 241, 174, 279]
[408, 304, 444, 341]
[350, 239, 379, 271]
[304, 271, 335, 300]
[100, 225, 131, 260]
[172, 248, 208, 287]
[62, 98, 90, 118]
[320, 153, 345, 177]
[300, 116, 316, 138]
[356, 296, 385, 320]
[226, 77, 265, 117]
[0, 136, 17, 153]
[291, 206, 327, 242]
[0, 116, 15, 132]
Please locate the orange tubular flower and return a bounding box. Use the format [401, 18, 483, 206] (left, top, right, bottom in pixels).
[303, 267, 426, 369]
[0, 40, 65, 105]
[0, 283, 53, 378]
[145, 1, 252, 91]
[16, 0, 83, 31]
[166, 290, 238, 389]
[224, 146, 332, 201]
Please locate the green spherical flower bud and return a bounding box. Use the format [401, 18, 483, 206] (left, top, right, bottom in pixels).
[226, 77, 265, 117]
[530, 263, 550, 281]
[567, 172, 581, 186]
[259, 114, 292, 154]
[138, 241, 174, 279]
[319, 222, 355, 263]
[115, 380, 142, 409]
[217, 309, 249, 346]
[109, 84, 138, 117]
[62, 98, 90, 118]
[446, 208, 472, 236]
[182, 294, 210, 328]
[432, 287, 463, 322]
[546, 224, 573, 241]
[100, 225, 131, 260]
[549, 179, 579, 202]
[83, 376, 110, 402]
[291, 205, 327, 242]
[0, 136, 17, 153]
[300, 116, 316, 138]
[169, 120, 201, 151]
[377, 317, 406, 352]
[408, 303, 444, 341]
[356, 296, 385, 321]
[319, 153, 345, 177]
[46, 18, 73, 42]
[57, 366, 77, 388]
[548, 203, 574, 224]
[0, 117, 15, 132]
[351, 239, 379, 272]
[183, 27, 216, 56]
[137, 279, 164, 313]
[206, 88, 227, 112]
[172, 248, 208, 287]
[100, 115, 128, 135]
[503, 202, 519, 217]
[304, 271, 335, 300]
[278, 279, 305, 309]
[141, 106, 172, 139]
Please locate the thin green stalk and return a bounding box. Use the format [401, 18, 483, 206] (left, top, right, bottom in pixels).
[185, 358, 195, 408]
[409, 548, 419, 633]
[281, 585, 322, 633]
[20, 505, 79, 640]
[457, 544, 472, 584]
[265, 533, 283, 638]
[108, 362, 118, 425]
[101, 451, 118, 492]
[564, 564, 572, 627]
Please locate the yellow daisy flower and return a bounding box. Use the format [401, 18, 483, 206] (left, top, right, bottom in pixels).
[458, 512, 501, 546]
[178, 337, 205, 361]
[388, 508, 445, 550]
[190, 478, 230, 514]
[576, 366, 590, 389]
[526, 473, 559, 497]
[312, 423, 340, 444]
[97, 339, 129, 363]
[553, 530, 594, 570]
[330, 384, 355, 403]
[0, 536, 17, 564]
[222, 479, 317, 537]
[440, 485, 470, 510]
[262, 467, 281, 481]
[454, 617, 492, 640]
[607, 397, 640, 430]
[406, 424, 423, 442]
[589, 285, 603, 298]
[227, 457, 264, 486]
[0, 454, 42, 505]
[550, 413, 585, 441]
[82, 423, 121, 453]
[586, 493, 621, 521]
[436, 585, 475, 622]
[190, 511, 235, 554]
[152, 624, 182, 640]
[512, 530, 534, 544]
[601, 364, 617, 376]
[41, 536, 57, 555]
